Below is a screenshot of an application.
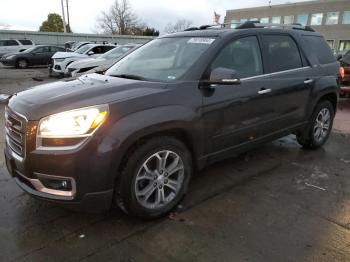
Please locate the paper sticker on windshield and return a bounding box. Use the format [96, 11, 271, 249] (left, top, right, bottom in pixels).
[187, 38, 215, 45]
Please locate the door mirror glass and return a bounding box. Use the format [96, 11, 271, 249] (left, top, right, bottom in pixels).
[87, 51, 94, 56]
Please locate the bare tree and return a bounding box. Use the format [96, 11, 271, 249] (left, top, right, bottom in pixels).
[164, 19, 193, 33]
[96, 0, 141, 35]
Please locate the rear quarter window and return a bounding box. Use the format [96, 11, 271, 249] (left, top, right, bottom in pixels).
[303, 35, 335, 65]
[19, 39, 33, 45]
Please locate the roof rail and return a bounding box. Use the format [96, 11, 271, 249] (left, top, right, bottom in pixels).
[184, 21, 315, 32]
[236, 21, 315, 32]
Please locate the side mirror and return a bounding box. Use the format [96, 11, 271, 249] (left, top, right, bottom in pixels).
[337, 54, 344, 61]
[87, 51, 94, 56]
[201, 67, 241, 88]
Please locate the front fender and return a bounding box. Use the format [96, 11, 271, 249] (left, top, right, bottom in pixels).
[98, 105, 202, 179]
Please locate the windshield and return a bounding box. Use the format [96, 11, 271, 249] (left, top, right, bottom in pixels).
[100, 46, 134, 60]
[75, 44, 93, 54]
[22, 47, 37, 53]
[106, 37, 216, 82]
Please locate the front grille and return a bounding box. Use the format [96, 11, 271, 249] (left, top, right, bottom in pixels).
[5, 108, 26, 157]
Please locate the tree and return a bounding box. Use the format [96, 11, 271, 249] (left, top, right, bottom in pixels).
[142, 27, 160, 36]
[39, 13, 72, 33]
[97, 0, 141, 35]
[164, 19, 193, 33]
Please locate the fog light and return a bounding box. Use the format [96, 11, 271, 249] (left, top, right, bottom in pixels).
[39, 177, 73, 191]
[61, 180, 68, 189]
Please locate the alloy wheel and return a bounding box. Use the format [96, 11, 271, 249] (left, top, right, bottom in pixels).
[134, 150, 185, 209]
[313, 108, 331, 143]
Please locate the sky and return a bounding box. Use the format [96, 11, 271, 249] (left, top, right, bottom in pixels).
[0, 0, 313, 34]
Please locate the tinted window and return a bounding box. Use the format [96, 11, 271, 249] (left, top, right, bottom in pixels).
[303, 36, 336, 65]
[0, 40, 5, 46]
[211, 36, 263, 78]
[34, 46, 50, 53]
[50, 46, 65, 52]
[19, 39, 33, 45]
[262, 35, 302, 73]
[6, 40, 19, 46]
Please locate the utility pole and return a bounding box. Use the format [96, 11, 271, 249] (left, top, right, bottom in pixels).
[61, 0, 67, 33]
[66, 0, 70, 29]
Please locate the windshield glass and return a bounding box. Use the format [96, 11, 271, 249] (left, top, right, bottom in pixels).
[75, 44, 93, 54]
[106, 37, 216, 82]
[22, 47, 37, 53]
[100, 46, 134, 60]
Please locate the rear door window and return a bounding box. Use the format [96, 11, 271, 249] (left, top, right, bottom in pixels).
[261, 35, 303, 73]
[303, 35, 336, 65]
[211, 36, 263, 78]
[6, 40, 19, 46]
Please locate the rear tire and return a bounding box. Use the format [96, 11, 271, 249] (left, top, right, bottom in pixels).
[115, 136, 192, 219]
[297, 100, 334, 149]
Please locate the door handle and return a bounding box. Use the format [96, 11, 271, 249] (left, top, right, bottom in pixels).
[258, 88, 272, 95]
[304, 79, 314, 84]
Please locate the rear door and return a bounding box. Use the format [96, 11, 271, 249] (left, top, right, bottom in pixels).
[259, 33, 314, 129]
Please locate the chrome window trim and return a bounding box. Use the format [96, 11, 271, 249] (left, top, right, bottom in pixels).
[241, 66, 311, 81]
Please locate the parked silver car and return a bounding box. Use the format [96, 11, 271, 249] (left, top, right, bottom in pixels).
[66, 43, 142, 77]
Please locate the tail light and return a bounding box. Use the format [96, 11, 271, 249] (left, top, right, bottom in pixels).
[340, 66, 345, 79]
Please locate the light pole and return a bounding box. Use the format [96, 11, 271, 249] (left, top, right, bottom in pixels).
[66, 0, 70, 29]
[61, 0, 67, 33]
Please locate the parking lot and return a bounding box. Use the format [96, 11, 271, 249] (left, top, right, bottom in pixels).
[1, 66, 350, 261]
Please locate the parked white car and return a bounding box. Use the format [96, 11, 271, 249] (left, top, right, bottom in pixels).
[51, 44, 116, 74]
[0, 39, 35, 57]
[66, 43, 141, 76]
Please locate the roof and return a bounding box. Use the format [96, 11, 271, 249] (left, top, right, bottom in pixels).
[160, 22, 319, 39]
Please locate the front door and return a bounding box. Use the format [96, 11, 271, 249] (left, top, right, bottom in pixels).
[201, 35, 277, 160]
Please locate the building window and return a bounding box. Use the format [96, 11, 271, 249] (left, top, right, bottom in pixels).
[326, 12, 339, 25]
[339, 40, 350, 51]
[311, 13, 323, 25]
[250, 18, 258, 21]
[327, 40, 335, 48]
[284, 15, 294, 24]
[271, 16, 281, 24]
[240, 18, 248, 23]
[260, 17, 269, 23]
[343, 11, 350, 24]
[296, 14, 308, 26]
[230, 19, 239, 28]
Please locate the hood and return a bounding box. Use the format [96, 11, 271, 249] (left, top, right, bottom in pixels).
[52, 51, 87, 59]
[68, 58, 106, 69]
[8, 73, 166, 120]
[2, 52, 21, 58]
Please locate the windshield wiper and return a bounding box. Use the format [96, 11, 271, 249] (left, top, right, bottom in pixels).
[110, 74, 147, 81]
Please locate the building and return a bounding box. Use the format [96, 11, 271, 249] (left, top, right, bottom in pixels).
[225, 0, 350, 51]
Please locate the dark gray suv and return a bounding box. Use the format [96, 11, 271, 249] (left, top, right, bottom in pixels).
[4, 22, 340, 219]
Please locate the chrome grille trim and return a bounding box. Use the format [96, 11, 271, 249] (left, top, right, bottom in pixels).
[5, 108, 26, 160]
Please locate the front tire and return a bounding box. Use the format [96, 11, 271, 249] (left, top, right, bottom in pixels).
[297, 100, 334, 149]
[16, 59, 28, 69]
[115, 136, 193, 219]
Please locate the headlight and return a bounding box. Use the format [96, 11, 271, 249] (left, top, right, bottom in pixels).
[6, 55, 15, 60]
[38, 105, 108, 138]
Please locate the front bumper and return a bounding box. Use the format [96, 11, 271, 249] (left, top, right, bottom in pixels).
[4, 108, 116, 212]
[0, 58, 16, 66]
